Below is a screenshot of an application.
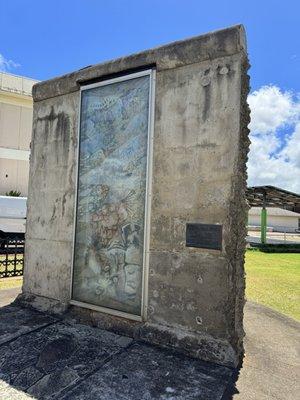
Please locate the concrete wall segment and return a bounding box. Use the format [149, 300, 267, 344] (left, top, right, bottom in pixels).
[22, 24, 250, 367]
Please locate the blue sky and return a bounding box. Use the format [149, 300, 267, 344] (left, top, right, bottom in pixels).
[1, 0, 300, 192]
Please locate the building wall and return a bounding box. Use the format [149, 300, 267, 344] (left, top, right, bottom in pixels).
[0, 72, 38, 196]
[22, 25, 250, 367]
[249, 213, 299, 232]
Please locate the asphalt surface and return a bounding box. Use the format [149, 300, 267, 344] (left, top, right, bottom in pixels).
[0, 288, 299, 399]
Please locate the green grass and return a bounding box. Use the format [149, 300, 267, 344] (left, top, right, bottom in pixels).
[245, 250, 300, 321]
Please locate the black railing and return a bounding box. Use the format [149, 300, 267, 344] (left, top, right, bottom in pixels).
[0, 236, 25, 278]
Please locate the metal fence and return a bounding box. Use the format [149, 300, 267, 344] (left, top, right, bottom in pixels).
[0, 236, 25, 278]
[247, 230, 300, 245]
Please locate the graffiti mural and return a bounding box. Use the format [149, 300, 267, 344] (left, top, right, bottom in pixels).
[72, 75, 150, 315]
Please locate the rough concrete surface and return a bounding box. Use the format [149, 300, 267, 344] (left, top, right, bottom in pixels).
[23, 24, 250, 367]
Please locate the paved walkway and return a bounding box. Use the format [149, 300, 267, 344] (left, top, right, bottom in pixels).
[0, 289, 299, 399]
[231, 302, 300, 400]
[0, 286, 21, 307]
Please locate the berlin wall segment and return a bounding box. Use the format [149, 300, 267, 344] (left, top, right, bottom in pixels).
[20, 25, 250, 367]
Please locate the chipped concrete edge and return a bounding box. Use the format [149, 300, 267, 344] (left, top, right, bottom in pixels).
[15, 292, 69, 316]
[139, 322, 237, 367]
[224, 50, 251, 366]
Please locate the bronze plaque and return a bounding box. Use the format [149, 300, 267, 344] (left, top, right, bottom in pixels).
[186, 223, 222, 250]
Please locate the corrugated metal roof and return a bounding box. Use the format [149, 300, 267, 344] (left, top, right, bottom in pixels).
[246, 185, 300, 207]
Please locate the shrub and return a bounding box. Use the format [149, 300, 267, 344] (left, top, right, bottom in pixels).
[250, 243, 300, 253]
[5, 190, 21, 197]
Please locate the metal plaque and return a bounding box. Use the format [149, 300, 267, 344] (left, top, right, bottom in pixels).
[186, 223, 222, 250]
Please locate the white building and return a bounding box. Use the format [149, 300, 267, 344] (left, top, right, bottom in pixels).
[248, 207, 300, 233]
[0, 72, 38, 196]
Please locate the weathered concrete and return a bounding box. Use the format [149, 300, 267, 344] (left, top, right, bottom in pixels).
[21, 25, 250, 367]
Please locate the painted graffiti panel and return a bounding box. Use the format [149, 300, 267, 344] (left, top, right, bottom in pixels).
[72, 75, 150, 315]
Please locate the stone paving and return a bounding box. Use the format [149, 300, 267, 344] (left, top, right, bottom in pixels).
[0, 303, 234, 399]
[1, 292, 299, 399]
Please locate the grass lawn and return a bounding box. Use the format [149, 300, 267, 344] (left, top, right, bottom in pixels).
[245, 250, 300, 321]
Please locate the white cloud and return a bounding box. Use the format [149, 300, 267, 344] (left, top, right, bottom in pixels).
[248, 85, 300, 134]
[283, 123, 300, 169]
[247, 85, 300, 193]
[0, 53, 20, 72]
